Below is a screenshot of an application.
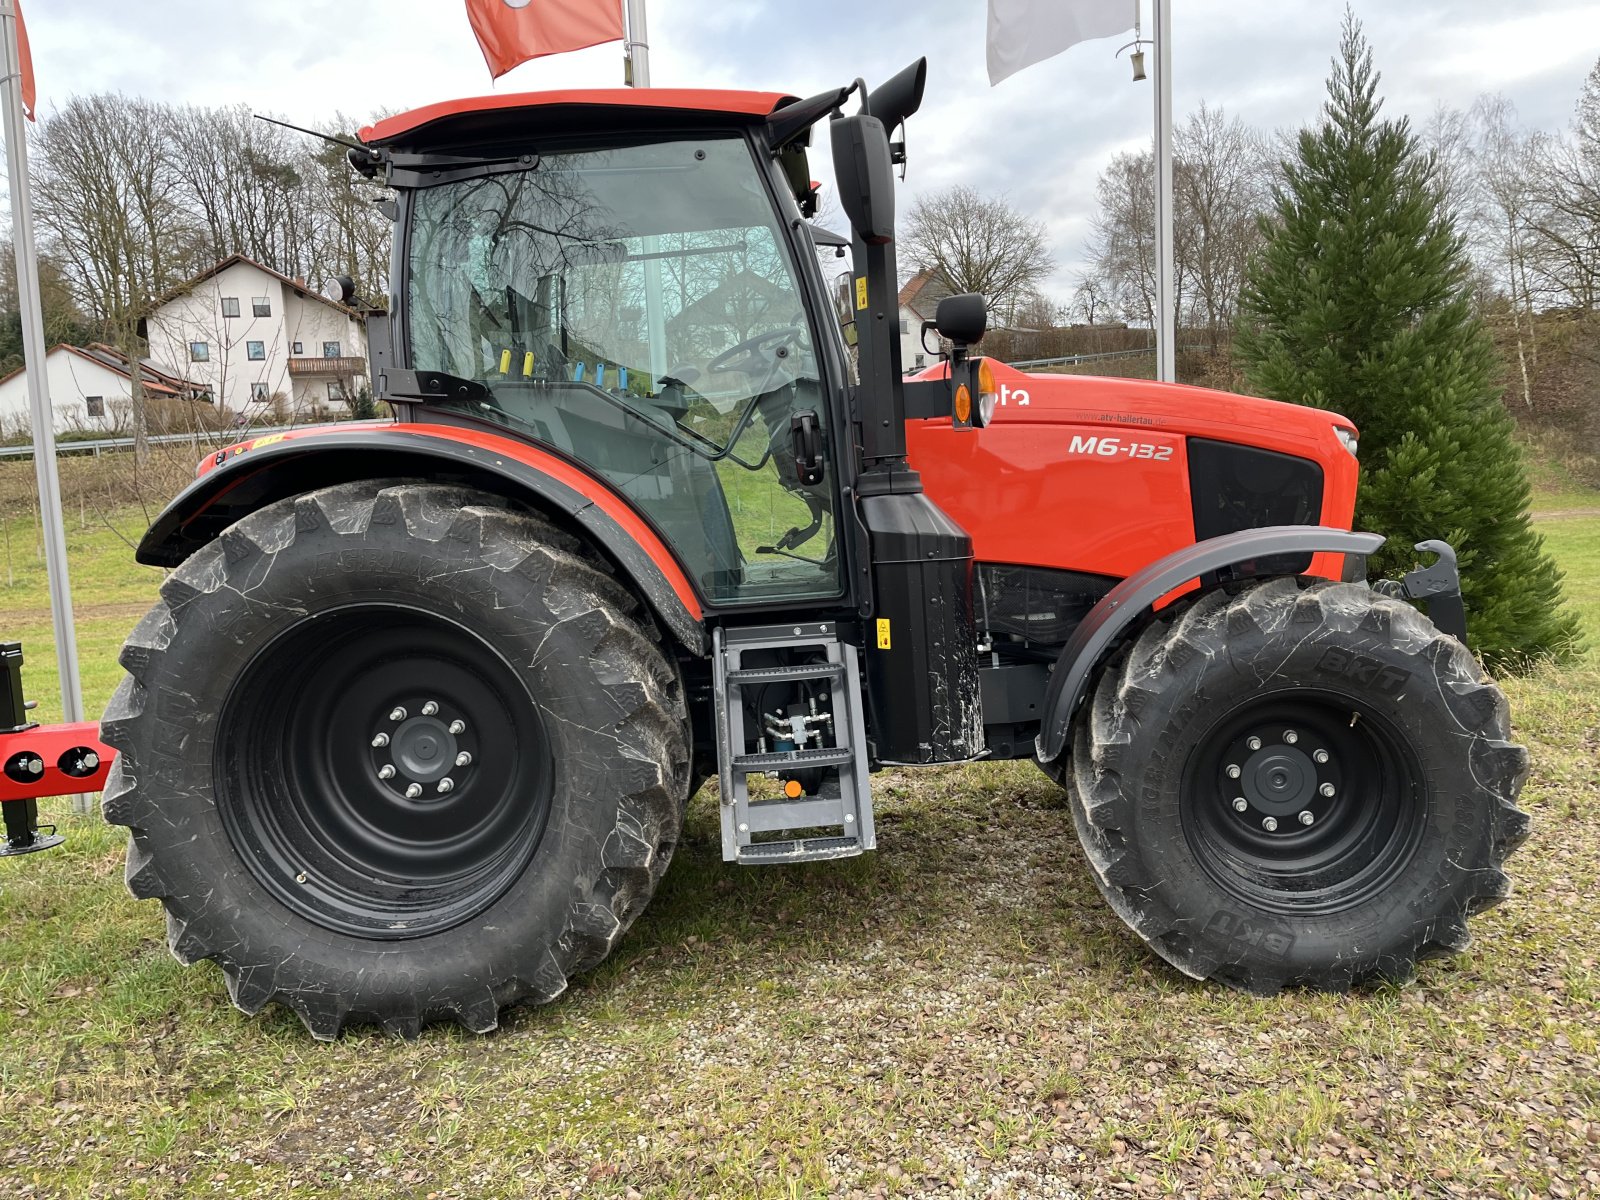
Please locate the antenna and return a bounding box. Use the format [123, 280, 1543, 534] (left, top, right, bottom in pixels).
[252, 113, 368, 154]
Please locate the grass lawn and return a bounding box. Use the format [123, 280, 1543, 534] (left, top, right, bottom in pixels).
[0, 489, 1597, 1198]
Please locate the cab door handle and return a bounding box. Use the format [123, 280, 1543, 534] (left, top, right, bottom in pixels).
[790, 411, 824, 486]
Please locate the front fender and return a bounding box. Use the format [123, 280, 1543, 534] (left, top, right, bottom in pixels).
[1034, 525, 1385, 764]
[139, 423, 708, 654]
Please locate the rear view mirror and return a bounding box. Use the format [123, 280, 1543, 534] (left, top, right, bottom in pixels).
[935, 293, 988, 346]
[830, 115, 896, 245]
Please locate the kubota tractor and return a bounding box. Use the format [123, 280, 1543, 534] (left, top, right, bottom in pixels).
[2, 61, 1529, 1038]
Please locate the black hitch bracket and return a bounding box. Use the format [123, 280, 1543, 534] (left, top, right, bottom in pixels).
[1375, 539, 1468, 643]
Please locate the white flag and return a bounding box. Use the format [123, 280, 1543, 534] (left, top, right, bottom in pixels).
[987, 0, 1135, 86]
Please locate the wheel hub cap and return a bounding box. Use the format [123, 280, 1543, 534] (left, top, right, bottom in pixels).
[1241, 745, 1317, 815]
[386, 714, 460, 786]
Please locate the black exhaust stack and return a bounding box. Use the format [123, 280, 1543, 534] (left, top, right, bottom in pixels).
[832, 62, 983, 765]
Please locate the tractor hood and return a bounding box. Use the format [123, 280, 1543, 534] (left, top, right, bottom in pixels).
[930, 358, 1360, 464]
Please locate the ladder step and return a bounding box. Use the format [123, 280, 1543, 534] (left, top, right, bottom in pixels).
[726, 663, 845, 684]
[736, 836, 862, 864]
[740, 796, 847, 832]
[732, 746, 854, 771]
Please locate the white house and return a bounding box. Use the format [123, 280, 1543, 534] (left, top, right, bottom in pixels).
[897, 269, 954, 374]
[0, 343, 201, 437]
[143, 255, 369, 420]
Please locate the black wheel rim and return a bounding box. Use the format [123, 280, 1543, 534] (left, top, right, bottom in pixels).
[217, 604, 552, 939]
[1180, 689, 1425, 915]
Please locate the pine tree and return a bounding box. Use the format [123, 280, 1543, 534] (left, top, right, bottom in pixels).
[1236, 12, 1581, 667]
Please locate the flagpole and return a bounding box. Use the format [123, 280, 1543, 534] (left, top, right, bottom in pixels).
[0, 0, 86, 799]
[622, 0, 668, 384]
[624, 0, 650, 87]
[1152, 0, 1175, 382]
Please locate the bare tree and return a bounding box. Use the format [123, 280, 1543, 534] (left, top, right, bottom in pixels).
[1085, 105, 1270, 354]
[31, 94, 202, 464]
[1087, 150, 1159, 330]
[1466, 96, 1547, 405]
[899, 185, 1054, 320]
[1526, 57, 1600, 311]
[1174, 103, 1270, 352]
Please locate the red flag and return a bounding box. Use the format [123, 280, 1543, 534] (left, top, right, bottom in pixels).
[464, 0, 625, 80]
[15, 0, 35, 121]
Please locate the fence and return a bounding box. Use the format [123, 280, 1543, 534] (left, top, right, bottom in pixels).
[0, 421, 375, 462]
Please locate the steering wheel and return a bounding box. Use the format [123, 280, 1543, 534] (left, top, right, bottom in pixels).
[707, 328, 799, 377]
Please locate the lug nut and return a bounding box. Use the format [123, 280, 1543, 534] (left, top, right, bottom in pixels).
[1299, 810, 1315, 826]
[378, 764, 396, 781]
[1262, 816, 1279, 832]
[455, 751, 473, 768]
[1319, 782, 1336, 798]
[1225, 764, 1242, 779]
[1232, 797, 1249, 813]
[1283, 729, 1299, 744]
[405, 783, 423, 799]
[448, 719, 466, 735]
[1247, 736, 1262, 751]
[438, 778, 455, 794]
[422, 701, 439, 716]
[389, 707, 407, 722]
[371, 732, 390, 748]
[1313, 749, 1330, 764]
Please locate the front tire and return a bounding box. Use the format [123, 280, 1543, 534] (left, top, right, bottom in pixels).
[1059, 578, 1530, 993]
[101, 481, 691, 1038]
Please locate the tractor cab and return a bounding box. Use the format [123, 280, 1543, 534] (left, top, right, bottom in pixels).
[361, 91, 863, 610]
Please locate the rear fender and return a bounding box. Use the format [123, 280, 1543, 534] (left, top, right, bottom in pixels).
[139, 424, 708, 654]
[1034, 526, 1385, 764]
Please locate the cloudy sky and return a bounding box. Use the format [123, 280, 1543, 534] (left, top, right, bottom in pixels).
[19, 0, 1600, 295]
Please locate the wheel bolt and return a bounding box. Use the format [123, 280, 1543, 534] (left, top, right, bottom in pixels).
[378, 764, 396, 780]
[389, 706, 407, 722]
[1283, 729, 1299, 744]
[1262, 816, 1279, 832]
[1246, 736, 1262, 751]
[1225, 764, 1241, 779]
[448, 719, 466, 735]
[422, 701, 439, 716]
[405, 783, 423, 799]
[455, 751, 473, 768]
[438, 778, 455, 794]
[1319, 782, 1336, 798]
[371, 732, 390, 748]
[1299, 810, 1315, 826]
[1232, 797, 1249, 813]
[1313, 749, 1330, 764]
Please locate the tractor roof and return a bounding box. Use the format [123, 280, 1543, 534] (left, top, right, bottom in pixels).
[361, 88, 796, 150]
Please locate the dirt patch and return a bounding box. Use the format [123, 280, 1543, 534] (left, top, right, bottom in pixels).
[1530, 507, 1600, 520]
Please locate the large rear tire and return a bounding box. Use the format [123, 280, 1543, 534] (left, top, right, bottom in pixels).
[1056, 577, 1530, 993]
[101, 481, 691, 1038]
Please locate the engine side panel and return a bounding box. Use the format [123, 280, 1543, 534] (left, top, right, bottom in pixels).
[905, 361, 1360, 587]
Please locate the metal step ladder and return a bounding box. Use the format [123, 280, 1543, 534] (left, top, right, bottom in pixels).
[712, 621, 874, 864]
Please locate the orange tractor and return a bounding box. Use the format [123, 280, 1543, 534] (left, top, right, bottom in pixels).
[1, 61, 1527, 1038]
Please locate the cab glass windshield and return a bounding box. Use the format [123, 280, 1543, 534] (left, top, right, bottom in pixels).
[407, 135, 841, 605]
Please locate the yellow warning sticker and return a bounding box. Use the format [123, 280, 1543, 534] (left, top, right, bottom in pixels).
[855, 277, 868, 311]
[252, 433, 287, 449]
[876, 618, 892, 650]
